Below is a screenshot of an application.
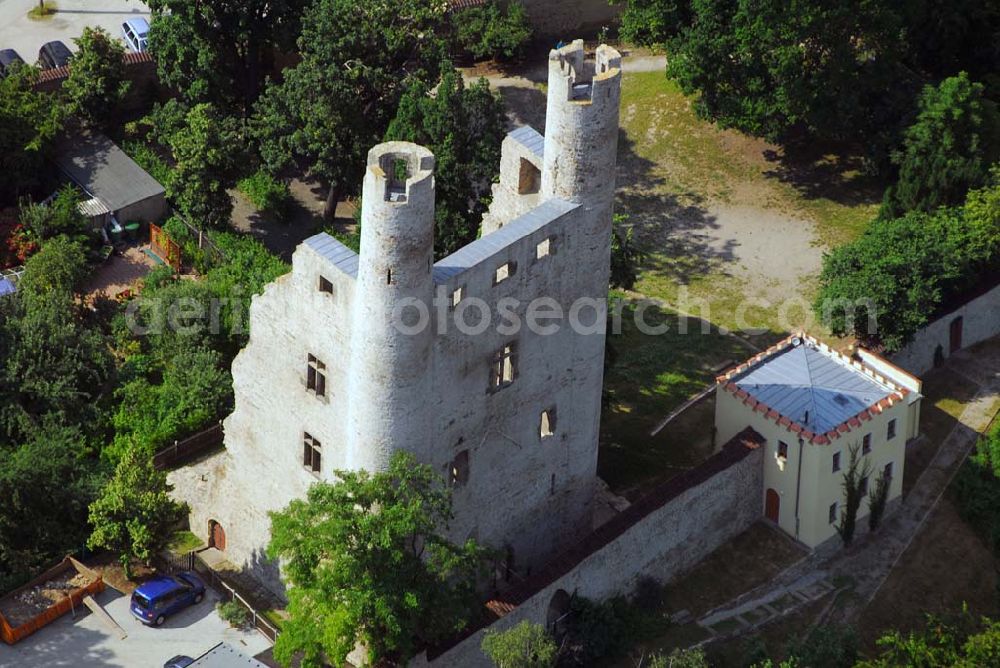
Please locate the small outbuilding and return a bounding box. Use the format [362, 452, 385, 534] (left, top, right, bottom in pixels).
[53, 132, 168, 226]
[188, 642, 268, 667]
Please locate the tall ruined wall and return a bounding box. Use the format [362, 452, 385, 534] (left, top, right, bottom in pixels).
[413, 438, 764, 667]
[889, 282, 1000, 376]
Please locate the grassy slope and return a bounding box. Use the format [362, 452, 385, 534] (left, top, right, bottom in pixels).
[599, 71, 880, 493]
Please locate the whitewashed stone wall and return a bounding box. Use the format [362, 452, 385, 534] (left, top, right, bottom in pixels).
[411, 441, 764, 667]
[172, 43, 624, 597]
[890, 283, 1000, 376]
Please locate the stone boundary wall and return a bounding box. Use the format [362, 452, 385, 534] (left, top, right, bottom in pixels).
[890, 281, 1000, 376]
[519, 0, 623, 37]
[33, 51, 160, 113]
[413, 430, 765, 667]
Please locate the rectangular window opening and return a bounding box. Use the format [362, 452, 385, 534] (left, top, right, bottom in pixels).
[319, 276, 334, 294]
[307, 354, 327, 398]
[303, 433, 322, 474]
[829, 502, 838, 525]
[451, 286, 464, 308]
[777, 441, 789, 460]
[536, 237, 552, 260]
[884, 462, 894, 480]
[490, 343, 517, 390]
[540, 408, 556, 439]
[887, 419, 897, 440]
[517, 158, 541, 195]
[862, 433, 872, 455]
[494, 262, 514, 285]
[832, 451, 841, 473]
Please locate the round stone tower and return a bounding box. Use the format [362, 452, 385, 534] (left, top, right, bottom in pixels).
[346, 142, 436, 471]
[541, 40, 623, 220]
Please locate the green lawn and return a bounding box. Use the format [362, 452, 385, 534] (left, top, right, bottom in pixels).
[167, 530, 204, 555]
[599, 296, 751, 495]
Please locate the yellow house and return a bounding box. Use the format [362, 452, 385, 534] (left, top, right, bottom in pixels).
[715, 334, 922, 548]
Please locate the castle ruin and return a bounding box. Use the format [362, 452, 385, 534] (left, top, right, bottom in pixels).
[170, 40, 623, 596]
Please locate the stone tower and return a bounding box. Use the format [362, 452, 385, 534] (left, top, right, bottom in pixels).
[169, 42, 624, 598]
[346, 143, 436, 471]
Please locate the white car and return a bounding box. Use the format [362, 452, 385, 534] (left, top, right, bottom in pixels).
[122, 17, 150, 53]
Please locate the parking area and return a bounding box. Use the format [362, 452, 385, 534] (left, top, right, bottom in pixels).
[0, 0, 150, 65]
[0, 585, 270, 668]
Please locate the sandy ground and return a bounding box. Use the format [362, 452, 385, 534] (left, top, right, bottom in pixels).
[463, 53, 826, 310]
[0, 0, 150, 63]
[81, 245, 158, 301]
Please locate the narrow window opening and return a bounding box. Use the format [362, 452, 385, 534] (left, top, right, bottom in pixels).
[536, 237, 552, 260]
[307, 354, 327, 398]
[451, 286, 464, 308]
[387, 268, 393, 285]
[777, 441, 789, 460]
[449, 450, 470, 488]
[303, 433, 322, 474]
[494, 262, 514, 285]
[318, 276, 334, 294]
[540, 408, 556, 439]
[884, 462, 894, 480]
[887, 419, 897, 440]
[832, 451, 841, 473]
[862, 433, 872, 455]
[490, 343, 517, 390]
[828, 502, 838, 524]
[550, 473, 556, 496]
[517, 158, 541, 195]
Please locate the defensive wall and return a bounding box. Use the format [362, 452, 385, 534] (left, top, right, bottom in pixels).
[412, 429, 765, 667]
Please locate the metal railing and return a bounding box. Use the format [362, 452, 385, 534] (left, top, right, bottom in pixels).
[189, 555, 281, 644]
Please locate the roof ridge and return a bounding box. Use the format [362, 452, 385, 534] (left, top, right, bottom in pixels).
[800, 345, 821, 430]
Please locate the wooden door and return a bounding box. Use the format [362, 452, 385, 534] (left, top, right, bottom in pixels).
[950, 316, 963, 353]
[209, 520, 226, 551]
[765, 489, 780, 523]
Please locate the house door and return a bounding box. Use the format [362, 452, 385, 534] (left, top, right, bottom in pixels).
[765, 489, 780, 523]
[950, 317, 964, 353]
[209, 520, 226, 551]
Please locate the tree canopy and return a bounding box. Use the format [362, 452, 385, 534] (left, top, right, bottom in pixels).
[0, 64, 64, 205]
[385, 68, 506, 258]
[63, 27, 130, 127]
[146, 0, 308, 112]
[267, 451, 489, 667]
[814, 174, 1000, 351]
[882, 73, 1000, 217]
[252, 0, 450, 216]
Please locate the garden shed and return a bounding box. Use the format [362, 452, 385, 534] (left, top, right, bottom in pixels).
[53, 133, 168, 226]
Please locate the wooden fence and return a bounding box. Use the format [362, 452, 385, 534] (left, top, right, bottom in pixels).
[0, 557, 105, 645]
[153, 421, 225, 470]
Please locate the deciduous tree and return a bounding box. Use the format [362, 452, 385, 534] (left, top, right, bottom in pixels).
[0, 64, 64, 205]
[482, 621, 558, 668]
[882, 73, 1000, 217]
[87, 447, 183, 578]
[63, 27, 129, 127]
[385, 68, 506, 258]
[267, 451, 490, 667]
[252, 0, 449, 219]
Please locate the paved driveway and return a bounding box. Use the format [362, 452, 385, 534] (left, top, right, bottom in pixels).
[0, 585, 271, 668]
[0, 0, 150, 64]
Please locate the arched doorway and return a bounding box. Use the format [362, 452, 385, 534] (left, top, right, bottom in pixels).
[765, 489, 780, 523]
[208, 520, 226, 551]
[546, 589, 572, 636]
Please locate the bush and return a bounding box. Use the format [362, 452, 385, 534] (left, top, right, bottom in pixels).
[953, 423, 1000, 554]
[217, 600, 250, 628]
[237, 170, 291, 222]
[481, 620, 557, 667]
[121, 140, 173, 188]
[452, 1, 532, 62]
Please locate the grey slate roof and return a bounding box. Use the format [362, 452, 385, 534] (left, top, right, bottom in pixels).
[433, 198, 577, 282]
[302, 197, 577, 284]
[190, 642, 267, 667]
[53, 133, 165, 213]
[508, 126, 545, 159]
[303, 233, 360, 278]
[733, 341, 894, 434]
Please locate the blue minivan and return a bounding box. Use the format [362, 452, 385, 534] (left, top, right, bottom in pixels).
[130, 572, 206, 626]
